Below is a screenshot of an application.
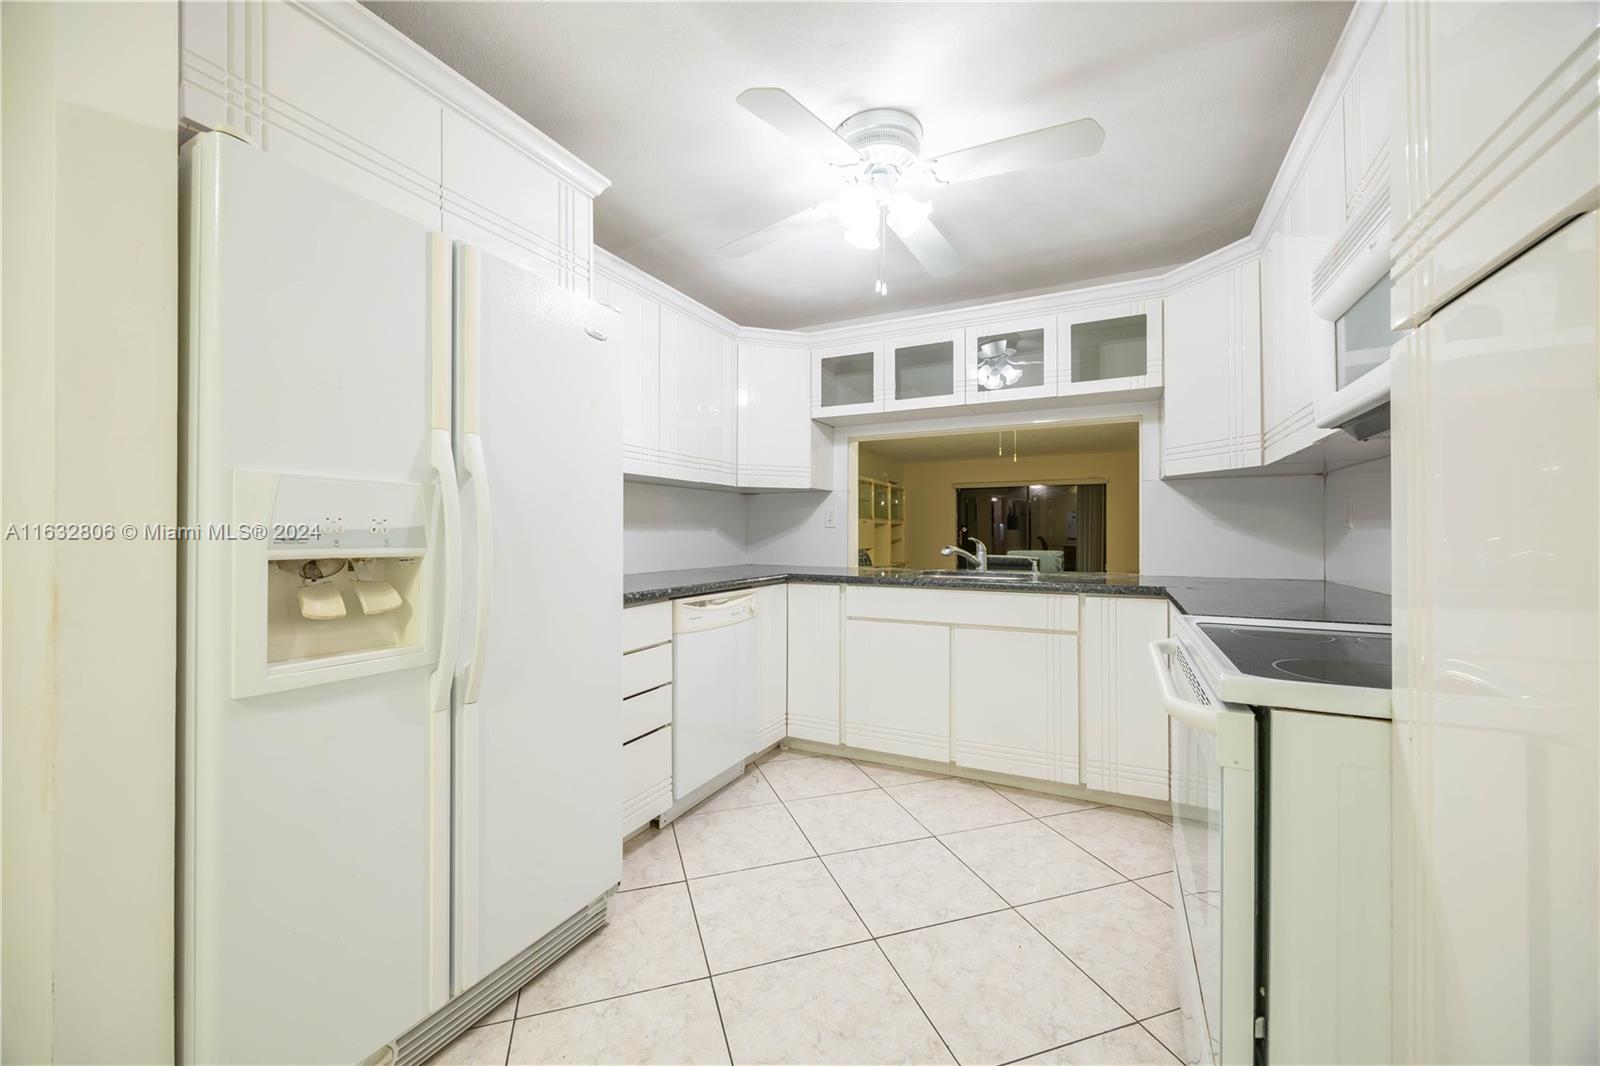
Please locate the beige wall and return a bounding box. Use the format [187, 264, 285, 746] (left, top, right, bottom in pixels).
[2, 4, 177, 1062]
[899, 448, 1140, 571]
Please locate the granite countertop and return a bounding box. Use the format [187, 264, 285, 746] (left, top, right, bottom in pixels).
[622, 565, 1390, 625]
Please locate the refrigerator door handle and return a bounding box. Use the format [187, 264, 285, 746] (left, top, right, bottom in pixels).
[461, 431, 493, 705]
[430, 427, 462, 713]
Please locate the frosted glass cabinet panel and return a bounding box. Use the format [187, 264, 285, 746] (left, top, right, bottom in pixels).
[885, 330, 963, 410]
[812, 343, 884, 418]
[964, 315, 1058, 403]
[1058, 301, 1164, 395]
[1072, 315, 1146, 381]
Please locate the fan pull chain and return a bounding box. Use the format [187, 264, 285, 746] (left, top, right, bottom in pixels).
[874, 205, 888, 296]
[1013, 429, 1019, 463]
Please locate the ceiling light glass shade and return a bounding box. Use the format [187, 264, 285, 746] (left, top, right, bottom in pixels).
[834, 183, 879, 234]
[886, 191, 931, 236]
[844, 224, 881, 250]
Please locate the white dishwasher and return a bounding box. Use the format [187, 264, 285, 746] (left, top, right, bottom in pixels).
[672, 591, 758, 800]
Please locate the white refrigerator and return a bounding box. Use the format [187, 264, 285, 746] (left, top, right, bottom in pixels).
[180, 132, 620, 1066]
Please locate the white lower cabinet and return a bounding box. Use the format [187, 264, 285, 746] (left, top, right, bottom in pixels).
[786, 584, 841, 744]
[951, 628, 1078, 782]
[834, 586, 1166, 802]
[621, 727, 672, 838]
[621, 603, 673, 835]
[1079, 596, 1170, 800]
[843, 620, 950, 762]
[754, 585, 788, 750]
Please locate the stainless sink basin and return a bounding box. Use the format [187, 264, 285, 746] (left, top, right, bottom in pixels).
[912, 570, 1040, 583]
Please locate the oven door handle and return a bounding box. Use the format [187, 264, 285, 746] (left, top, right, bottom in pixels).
[1149, 639, 1221, 736]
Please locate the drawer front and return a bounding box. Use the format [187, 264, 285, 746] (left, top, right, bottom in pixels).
[621, 684, 672, 746]
[622, 602, 672, 654]
[845, 585, 1078, 631]
[621, 726, 672, 837]
[621, 643, 673, 700]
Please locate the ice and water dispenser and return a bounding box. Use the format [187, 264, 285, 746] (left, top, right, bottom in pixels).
[231, 470, 436, 697]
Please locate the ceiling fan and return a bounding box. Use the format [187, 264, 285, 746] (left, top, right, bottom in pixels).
[720, 88, 1105, 295]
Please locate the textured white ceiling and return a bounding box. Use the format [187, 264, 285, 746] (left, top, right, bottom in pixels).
[368, 2, 1351, 329]
[861, 421, 1140, 464]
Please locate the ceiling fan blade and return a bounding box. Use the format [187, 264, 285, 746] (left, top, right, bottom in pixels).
[736, 88, 862, 167]
[718, 203, 833, 258]
[890, 215, 963, 278]
[928, 117, 1104, 184]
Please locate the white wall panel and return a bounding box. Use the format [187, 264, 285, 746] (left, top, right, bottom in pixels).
[623, 482, 747, 574]
[1323, 457, 1391, 593]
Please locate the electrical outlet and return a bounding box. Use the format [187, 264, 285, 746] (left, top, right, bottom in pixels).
[823, 506, 836, 529]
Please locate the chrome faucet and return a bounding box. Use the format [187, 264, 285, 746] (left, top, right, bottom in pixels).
[941, 537, 988, 572]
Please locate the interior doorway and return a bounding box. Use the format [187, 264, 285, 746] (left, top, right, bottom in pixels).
[953, 482, 1107, 572]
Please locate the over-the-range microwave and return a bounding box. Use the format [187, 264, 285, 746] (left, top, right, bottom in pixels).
[1310, 191, 1405, 440]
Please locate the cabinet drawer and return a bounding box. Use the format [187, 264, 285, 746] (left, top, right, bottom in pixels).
[622, 602, 672, 654]
[621, 643, 673, 700]
[621, 684, 672, 745]
[621, 726, 672, 837]
[845, 586, 1078, 631]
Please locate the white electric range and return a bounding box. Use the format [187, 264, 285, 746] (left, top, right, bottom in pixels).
[1151, 613, 1393, 1066]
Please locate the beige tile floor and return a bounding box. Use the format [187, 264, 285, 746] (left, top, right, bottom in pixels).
[430, 749, 1187, 1066]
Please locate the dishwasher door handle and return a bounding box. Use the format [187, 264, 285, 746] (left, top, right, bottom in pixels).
[674, 591, 758, 634]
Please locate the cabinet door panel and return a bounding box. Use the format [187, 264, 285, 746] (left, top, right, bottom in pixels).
[884, 330, 963, 411]
[1080, 597, 1169, 800]
[443, 110, 590, 289]
[1162, 261, 1263, 476]
[787, 585, 840, 744]
[739, 345, 824, 488]
[812, 343, 885, 419]
[1058, 301, 1163, 396]
[843, 620, 949, 762]
[951, 628, 1077, 782]
[755, 586, 788, 751]
[964, 315, 1057, 404]
[595, 275, 661, 478]
[259, 3, 442, 228]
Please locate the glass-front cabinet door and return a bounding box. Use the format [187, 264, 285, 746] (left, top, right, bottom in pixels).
[1058, 299, 1163, 395]
[811, 342, 884, 419]
[963, 315, 1058, 403]
[884, 329, 963, 411]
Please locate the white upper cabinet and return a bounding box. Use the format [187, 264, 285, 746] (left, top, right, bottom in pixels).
[179, 0, 600, 287]
[1261, 116, 1345, 465]
[1057, 300, 1164, 397]
[738, 344, 831, 490]
[1341, 9, 1391, 221]
[883, 329, 965, 411]
[964, 314, 1059, 404]
[1162, 257, 1264, 477]
[658, 306, 737, 487]
[811, 343, 885, 418]
[592, 271, 661, 479]
[1391, 1, 1599, 326]
[441, 111, 591, 290]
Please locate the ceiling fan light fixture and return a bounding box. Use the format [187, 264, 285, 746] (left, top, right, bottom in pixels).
[887, 191, 931, 237]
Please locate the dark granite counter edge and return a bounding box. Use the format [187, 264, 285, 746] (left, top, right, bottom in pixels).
[620, 567, 1391, 625]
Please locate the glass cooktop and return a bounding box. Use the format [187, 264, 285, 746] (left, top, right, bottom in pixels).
[1197, 623, 1391, 689]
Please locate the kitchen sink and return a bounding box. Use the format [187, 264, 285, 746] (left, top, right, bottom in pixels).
[911, 569, 1041, 583]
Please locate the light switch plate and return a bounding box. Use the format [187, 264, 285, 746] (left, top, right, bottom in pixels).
[823, 506, 836, 528]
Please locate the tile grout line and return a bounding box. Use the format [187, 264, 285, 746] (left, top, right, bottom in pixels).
[770, 766, 963, 1066]
[876, 776, 1168, 1044]
[671, 824, 736, 1066]
[601, 752, 1178, 1063]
